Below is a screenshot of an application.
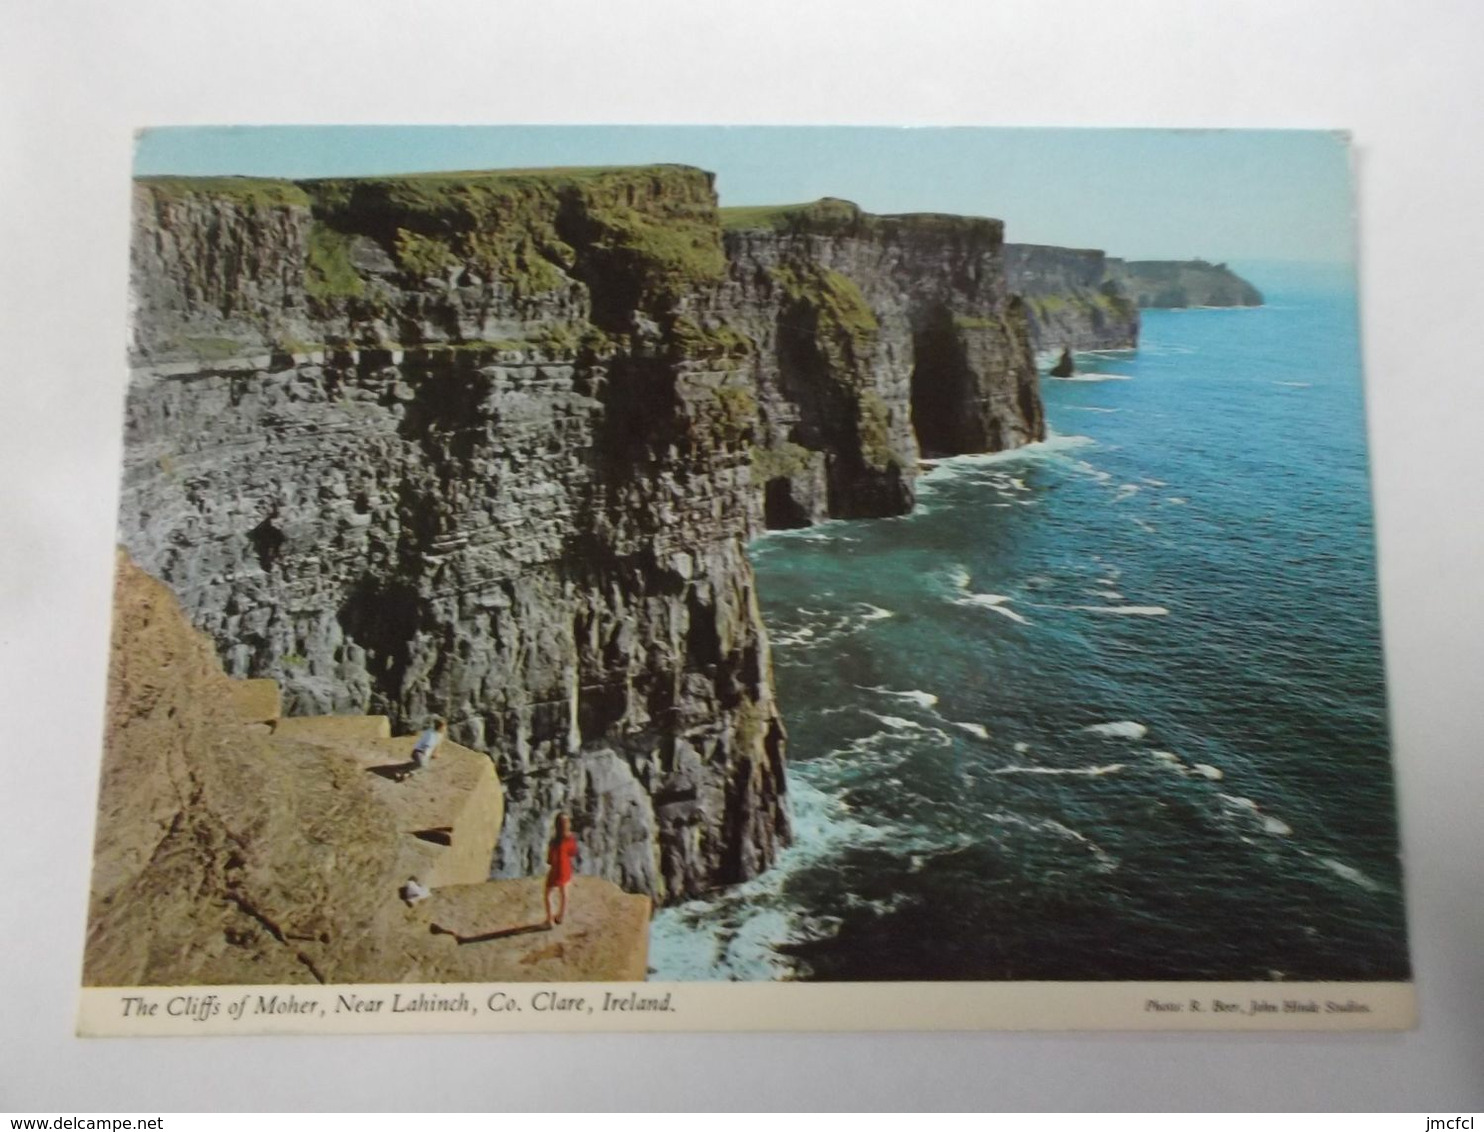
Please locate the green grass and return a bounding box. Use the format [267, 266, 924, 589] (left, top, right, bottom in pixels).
[952, 314, 998, 330]
[722, 197, 998, 241]
[303, 165, 722, 300]
[305, 223, 364, 301]
[669, 316, 755, 360]
[857, 389, 902, 472]
[394, 228, 459, 279]
[773, 262, 879, 355]
[710, 385, 758, 443]
[137, 176, 311, 208]
[750, 441, 815, 481]
[720, 198, 861, 232]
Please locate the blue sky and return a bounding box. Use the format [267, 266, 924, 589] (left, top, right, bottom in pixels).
[135, 126, 1354, 264]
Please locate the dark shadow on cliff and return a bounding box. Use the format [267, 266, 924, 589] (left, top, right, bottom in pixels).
[337, 575, 422, 719]
[431, 921, 552, 944]
[910, 305, 981, 457]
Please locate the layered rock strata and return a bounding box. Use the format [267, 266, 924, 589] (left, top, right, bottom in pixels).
[86, 552, 649, 985]
[1002, 243, 1141, 354]
[126, 167, 787, 906]
[720, 198, 1043, 527]
[120, 170, 1046, 905]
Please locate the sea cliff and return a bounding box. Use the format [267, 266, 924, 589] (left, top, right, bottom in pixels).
[721, 199, 1042, 527]
[119, 168, 1046, 907]
[1108, 258, 1264, 308]
[1003, 245, 1264, 357]
[1002, 243, 1141, 354]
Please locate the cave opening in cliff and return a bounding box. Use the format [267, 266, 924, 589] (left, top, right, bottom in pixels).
[909, 307, 977, 458]
[336, 576, 422, 720]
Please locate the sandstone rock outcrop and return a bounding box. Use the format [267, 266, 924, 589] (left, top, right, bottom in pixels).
[120, 169, 1047, 907]
[85, 552, 649, 986]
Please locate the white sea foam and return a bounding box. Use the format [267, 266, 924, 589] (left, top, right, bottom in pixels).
[757, 517, 857, 544]
[1220, 794, 1260, 811]
[1049, 372, 1132, 383]
[1274, 381, 1312, 388]
[866, 712, 923, 732]
[1262, 816, 1293, 836]
[1319, 857, 1381, 892]
[917, 432, 1094, 484]
[1069, 604, 1170, 616]
[1013, 741, 1031, 754]
[1167, 497, 1188, 505]
[1083, 721, 1148, 740]
[1191, 763, 1224, 780]
[769, 625, 817, 646]
[1142, 477, 1168, 487]
[1114, 484, 1141, 502]
[647, 773, 885, 980]
[956, 592, 1031, 624]
[1064, 406, 1120, 413]
[952, 721, 990, 740]
[961, 591, 1011, 606]
[986, 812, 1118, 872]
[1071, 459, 1115, 484]
[991, 764, 1125, 777]
[1091, 590, 1125, 601]
[860, 686, 940, 710]
[770, 603, 894, 650]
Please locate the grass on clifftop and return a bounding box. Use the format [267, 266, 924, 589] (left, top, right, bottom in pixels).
[721, 198, 863, 232]
[137, 176, 311, 209]
[723, 197, 1000, 241]
[302, 164, 723, 301]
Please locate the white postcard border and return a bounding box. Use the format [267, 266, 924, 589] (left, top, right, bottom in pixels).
[78, 980, 1415, 1037]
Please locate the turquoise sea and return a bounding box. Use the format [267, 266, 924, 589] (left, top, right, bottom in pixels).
[652, 264, 1410, 981]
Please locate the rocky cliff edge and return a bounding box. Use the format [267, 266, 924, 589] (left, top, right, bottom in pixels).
[85, 551, 650, 986]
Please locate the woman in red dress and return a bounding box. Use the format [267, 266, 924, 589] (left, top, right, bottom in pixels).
[544, 813, 579, 927]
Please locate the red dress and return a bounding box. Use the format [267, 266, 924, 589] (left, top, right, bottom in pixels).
[546, 835, 578, 886]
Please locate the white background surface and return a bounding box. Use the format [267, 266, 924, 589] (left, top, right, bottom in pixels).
[2, 0, 1481, 1111]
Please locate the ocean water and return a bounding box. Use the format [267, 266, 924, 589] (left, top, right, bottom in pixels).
[651, 265, 1411, 982]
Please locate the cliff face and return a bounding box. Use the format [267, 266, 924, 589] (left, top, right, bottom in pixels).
[1002, 243, 1140, 354]
[721, 199, 1043, 527]
[126, 167, 786, 906]
[87, 552, 650, 985]
[1108, 259, 1264, 308]
[120, 170, 1043, 907]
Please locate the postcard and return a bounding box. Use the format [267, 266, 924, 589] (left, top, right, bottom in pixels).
[78, 126, 1413, 1035]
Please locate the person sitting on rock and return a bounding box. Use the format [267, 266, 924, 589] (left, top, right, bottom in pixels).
[544, 813, 579, 928]
[410, 718, 447, 771]
[392, 718, 447, 782]
[400, 876, 430, 905]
